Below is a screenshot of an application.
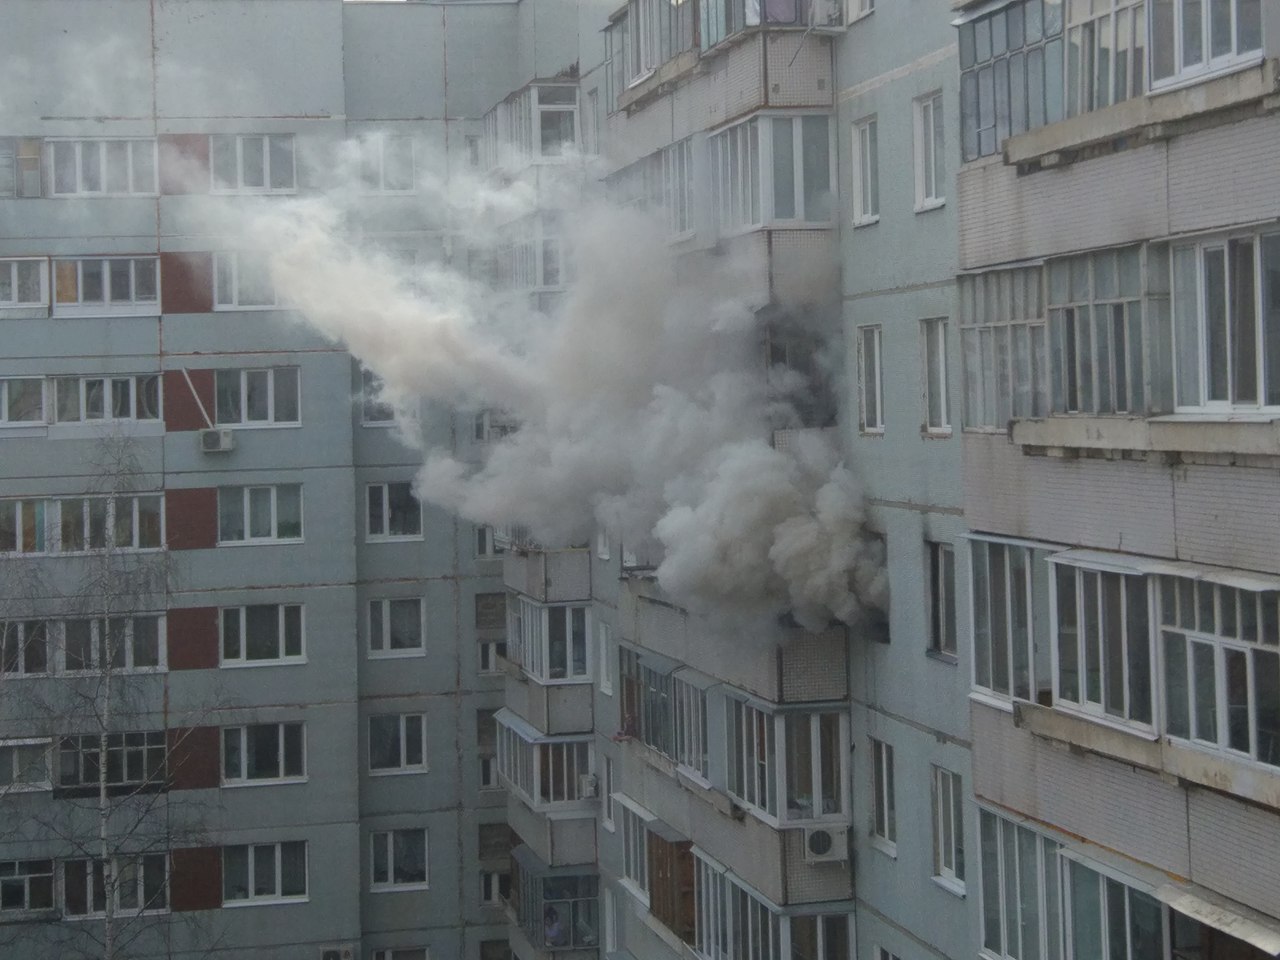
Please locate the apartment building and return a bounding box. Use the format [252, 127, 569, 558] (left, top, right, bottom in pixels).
[0, 3, 522, 959]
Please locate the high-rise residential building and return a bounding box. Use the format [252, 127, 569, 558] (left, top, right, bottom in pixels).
[4, 2, 1280, 960]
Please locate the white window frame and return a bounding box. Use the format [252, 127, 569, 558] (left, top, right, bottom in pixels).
[51, 495, 164, 553]
[922, 317, 951, 433]
[604, 886, 618, 952]
[221, 841, 308, 905]
[870, 737, 896, 853]
[932, 766, 965, 894]
[366, 481, 423, 541]
[913, 92, 946, 211]
[496, 714, 594, 809]
[0, 378, 45, 427]
[674, 677, 709, 779]
[58, 732, 166, 790]
[221, 722, 307, 785]
[212, 251, 279, 310]
[53, 374, 162, 424]
[618, 801, 651, 904]
[928, 540, 958, 657]
[1149, 0, 1264, 90]
[480, 869, 509, 905]
[214, 367, 300, 427]
[507, 597, 592, 684]
[361, 135, 416, 193]
[51, 257, 160, 315]
[0, 619, 50, 676]
[475, 524, 504, 559]
[62, 855, 169, 918]
[47, 139, 158, 196]
[971, 537, 1058, 703]
[58, 615, 167, 674]
[662, 138, 694, 237]
[478, 640, 506, 674]
[598, 622, 614, 695]
[978, 808, 1063, 960]
[533, 85, 579, 161]
[0, 738, 52, 792]
[210, 133, 297, 194]
[0, 258, 49, 308]
[602, 757, 616, 831]
[368, 597, 425, 658]
[0, 858, 54, 913]
[858, 324, 884, 433]
[0, 499, 53, 556]
[216, 484, 303, 544]
[479, 754, 499, 790]
[370, 828, 429, 892]
[220, 604, 305, 666]
[369, 713, 428, 775]
[851, 117, 879, 225]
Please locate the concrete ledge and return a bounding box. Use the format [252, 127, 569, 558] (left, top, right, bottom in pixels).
[1010, 415, 1280, 456]
[1003, 58, 1278, 165]
[1014, 701, 1163, 770]
[618, 48, 701, 113]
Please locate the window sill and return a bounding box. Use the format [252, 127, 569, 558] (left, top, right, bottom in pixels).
[221, 777, 309, 789]
[913, 198, 945, 214]
[365, 535, 426, 544]
[1148, 52, 1266, 96]
[847, 7, 873, 23]
[369, 767, 430, 777]
[618, 878, 650, 909]
[859, 428, 885, 437]
[931, 874, 966, 898]
[851, 216, 880, 228]
[368, 649, 427, 660]
[217, 538, 305, 547]
[0, 425, 48, 438]
[223, 897, 308, 908]
[925, 648, 958, 666]
[1010, 414, 1280, 457]
[212, 305, 285, 313]
[361, 420, 397, 428]
[215, 422, 301, 431]
[220, 658, 307, 669]
[869, 836, 897, 859]
[921, 426, 952, 438]
[968, 688, 1015, 714]
[370, 883, 430, 894]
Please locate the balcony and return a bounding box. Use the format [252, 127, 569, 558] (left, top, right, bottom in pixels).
[503, 548, 592, 604]
[507, 845, 599, 960]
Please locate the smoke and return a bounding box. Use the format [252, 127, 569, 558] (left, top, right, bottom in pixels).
[218, 141, 887, 632]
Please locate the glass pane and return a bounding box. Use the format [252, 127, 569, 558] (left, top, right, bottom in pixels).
[275, 485, 302, 538]
[772, 119, 795, 219]
[108, 259, 132, 302]
[245, 605, 279, 660]
[801, 116, 830, 221]
[245, 370, 270, 422]
[1226, 648, 1250, 752]
[241, 137, 265, 188]
[273, 368, 299, 421]
[252, 844, 276, 896]
[215, 370, 241, 424]
[1183, 0, 1204, 66]
[1057, 564, 1080, 701]
[1253, 649, 1280, 766]
[268, 136, 294, 190]
[223, 847, 248, 901]
[1192, 641, 1218, 742]
[1230, 239, 1259, 404]
[248, 487, 273, 538]
[1069, 863, 1102, 960]
[211, 136, 237, 189]
[1126, 577, 1151, 723]
[389, 599, 421, 649]
[280, 842, 306, 896]
[1165, 631, 1190, 737]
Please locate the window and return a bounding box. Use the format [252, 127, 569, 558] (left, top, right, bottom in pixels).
[0, 138, 42, 198]
[914, 93, 945, 210]
[709, 119, 760, 232]
[58, 732, 165, 790]
[770, 116, 832, 223]
[960, 266, 1049, 428]
[508, 597, 590, 682]
[495, 713, 592, 807]
[54, 495, 164, 552]
[619, 804, 650, 900]
[213, 252, 278, 309]
[476, 592, 507, 674]
[978, 809, 1062, 960]
[1066, 0, 1147, 111]
[49, 139, 157, 195]
[1052, 563, 1153, 724]
[511, 859, 599, 951]
[851, 118, 878, 225]
[0, 739, 50, 791]
[478, 640, 507, 674]
[602, 757, 615, 830]
[596, 530, 610, 561]
[217, 485, 303, 543]
[598, 622, 614, 695]
[361, 135, 415, 192]
[215, 368, 299, 426]
[782, 712, 844, 821]
[604, 886, 618, 952]
[662, 139, 694, 235]
[849, 0, 873, 18]
[959, 0, 1065, 160]
[620, 647, 673, 754]
[858, 325, 883, 433]
[929, 541, 958, 656]
[53, 258, 159, 312]
[727, 697, 776, 816]
[1159, 574, 1280, 765]
[672, 678, 709, 777]
[0, 860, 53, 912]
[923, 318, 951, 431]
[54, 374, 161, 423]
[473, 409, 516, 442]
[61, 615, 164, 672]
[0, 379, 43, 426]
[694, 854, 793, 960]
[222, 841, 307, 903]
[1151, 0, 1261, 86]
[211, 134, 295, 192]
[367, 482, 422, 540]
[972, 538, 1055, 701]
[221, 723, 305, 783]
[536, 86, 578, 158]
[221, 605, 303, 664]
[0, 621, 48, 676]
[1171, 232, 1280, 411]
[475, 525, 504, 558]
[871, 738, 895, 849]
[369, 598, 424, 656]
[478, 709, 499, 790]
[361, 367, 394, 423]
[1065, 860, 1166, 960]
[0, 259, 47, 307]
[1047, 246, 1151, 415]
[371, 829, 428, 890]
[64, 855, 168, 916]
[0, 500, 52, 556]
[480, 869, 511, 904]
[369, 714, 427, 773]
[480, 755, 498, 789]
[933, 767, 966, 890]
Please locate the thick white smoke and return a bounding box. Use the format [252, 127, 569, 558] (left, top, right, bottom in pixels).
[227, 145, 887, 632]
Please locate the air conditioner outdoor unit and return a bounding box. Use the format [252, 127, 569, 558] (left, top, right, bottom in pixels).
[199, 427, 235, 453]
[320, 946, 354, 960]
[803, 826, 849, 864]
[578, 773, 599, 799]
